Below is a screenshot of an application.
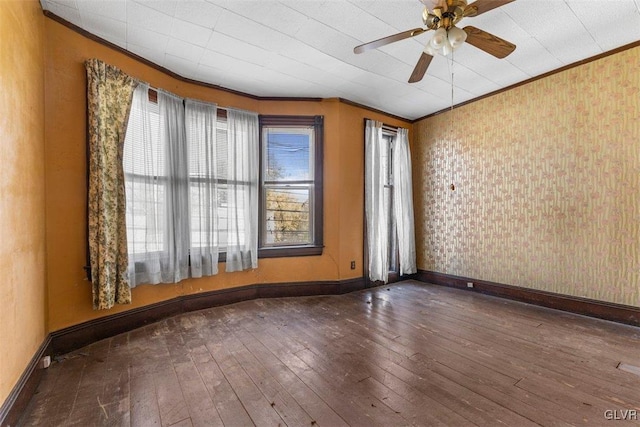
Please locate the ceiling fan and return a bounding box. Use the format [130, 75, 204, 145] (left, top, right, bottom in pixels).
[354, 0, 517, 83]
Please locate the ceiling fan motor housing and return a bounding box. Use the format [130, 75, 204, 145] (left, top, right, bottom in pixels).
[423, 0, 468, 29]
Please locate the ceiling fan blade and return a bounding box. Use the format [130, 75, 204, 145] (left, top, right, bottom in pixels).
[467, 0, 515, 16]
[463, 26, 516, 58]
[354, 28, 427, 54]
[408, 52, 434, 83]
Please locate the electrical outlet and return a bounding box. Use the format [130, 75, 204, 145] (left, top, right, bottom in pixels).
[40, 355, 51, 369]
[467, 282, 474, 288]
[350, 261, 356, 270]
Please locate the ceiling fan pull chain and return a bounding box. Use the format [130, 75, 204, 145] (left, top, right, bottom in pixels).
[449, 51, 456, 192]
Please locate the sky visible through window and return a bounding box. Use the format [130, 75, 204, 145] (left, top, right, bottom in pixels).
[266, 130, 311, 182]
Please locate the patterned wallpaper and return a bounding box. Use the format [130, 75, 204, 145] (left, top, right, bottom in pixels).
[413, 46, 640, 308]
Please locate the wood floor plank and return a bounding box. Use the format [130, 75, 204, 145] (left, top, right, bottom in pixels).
[356, 285, 640, 401]
[371, 288, 640, 413]
[232, 329, 349, 427]
[249, 323, 406, 427]
[18, 281, 640, 427]
[38, 352, 89, 426]
[130, 372, 162, 427]
[394, 284, 640, 367]
[151, 330, 191, 427]
[215, 322, 316, 426]
[203, 331, 286, 426]
[19, 354, 86, 426]
[268, 309, 536, 427]
[173, 360, 224, 427]
[193, 358, 255, 427]
[97, 334, 132, 426]
[252, 300, 488, 426]
[262, 290, 632, 426]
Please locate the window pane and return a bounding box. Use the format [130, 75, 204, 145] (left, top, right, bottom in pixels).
[381, 134, 392, 187]
[226, 183, 250, 246]
[264, 186, 311, 245]
[264, 127, 312, 181]
[187, 110, 229, 252]
[123, 100, 163, 176]
[216, 120, 228, 179]
[124, 95, 165, 255]
[125, 178, 165, 254]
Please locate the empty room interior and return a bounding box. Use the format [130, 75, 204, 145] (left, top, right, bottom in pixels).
[1, 0, 640, 425]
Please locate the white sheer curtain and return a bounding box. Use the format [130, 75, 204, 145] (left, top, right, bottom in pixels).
[159, 90, 190, 283]
[124, 88, 259, 285]
[393, 128, 417, 275]
[225, 109, 259, 272]
[365, 119, 389, 282]
[124, 86, 190, 287]
[185, 99, 219, 278]
[125, 83, 163, 286]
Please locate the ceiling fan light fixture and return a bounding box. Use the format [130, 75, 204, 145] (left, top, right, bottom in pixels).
[447, 25, 467, 49]
[423, 44, 437, 56]
[441, 37, 453, 56]
[430, 27, 448, 49]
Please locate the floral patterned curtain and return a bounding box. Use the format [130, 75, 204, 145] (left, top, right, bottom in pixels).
[85, 59, 137, 309]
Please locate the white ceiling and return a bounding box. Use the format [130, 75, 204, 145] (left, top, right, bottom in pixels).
[40, 0, 640, 120]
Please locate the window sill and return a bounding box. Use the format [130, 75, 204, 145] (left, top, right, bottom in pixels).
[258, 245, 324, 258]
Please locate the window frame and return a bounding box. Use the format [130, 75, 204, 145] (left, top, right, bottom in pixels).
[258, 115, 324, 258]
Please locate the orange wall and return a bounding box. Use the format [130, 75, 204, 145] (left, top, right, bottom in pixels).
[44, 17, 412, 331]
[413, 46, 640, 307]
[0, 0, 46, 407]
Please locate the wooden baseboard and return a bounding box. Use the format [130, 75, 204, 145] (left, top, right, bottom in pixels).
[0, 335, 52, 427]
[415, 270, 640, 327]
[50, 277, 366, 356]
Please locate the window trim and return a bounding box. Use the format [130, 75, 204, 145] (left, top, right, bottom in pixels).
[258, 115, 324, 258]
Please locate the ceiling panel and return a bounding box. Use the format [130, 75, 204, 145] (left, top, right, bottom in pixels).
[169, 18, 212, 48]
[567, 0, 640, 51]
[205, 31, 274, 67]
[163, 54, 200, 78]
[212, 9, 294, 53]
[173, 0, 223, 29]
[165, 38, 204, 64]
[126, 1, 174, 35]
[44, 0, 81, 23]
[80, 12, 127, 47]
[40, 0, 640, 119]
[348, 0, 425, 33]
[133, 0, 177, 17]
[218, 1, 309, 37]
[77, 0, 126, 21]
[127, 42, 167, 67]
[126, 26, 169, 52]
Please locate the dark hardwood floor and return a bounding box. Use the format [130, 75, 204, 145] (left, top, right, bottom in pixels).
[19, 280, 640, 426]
